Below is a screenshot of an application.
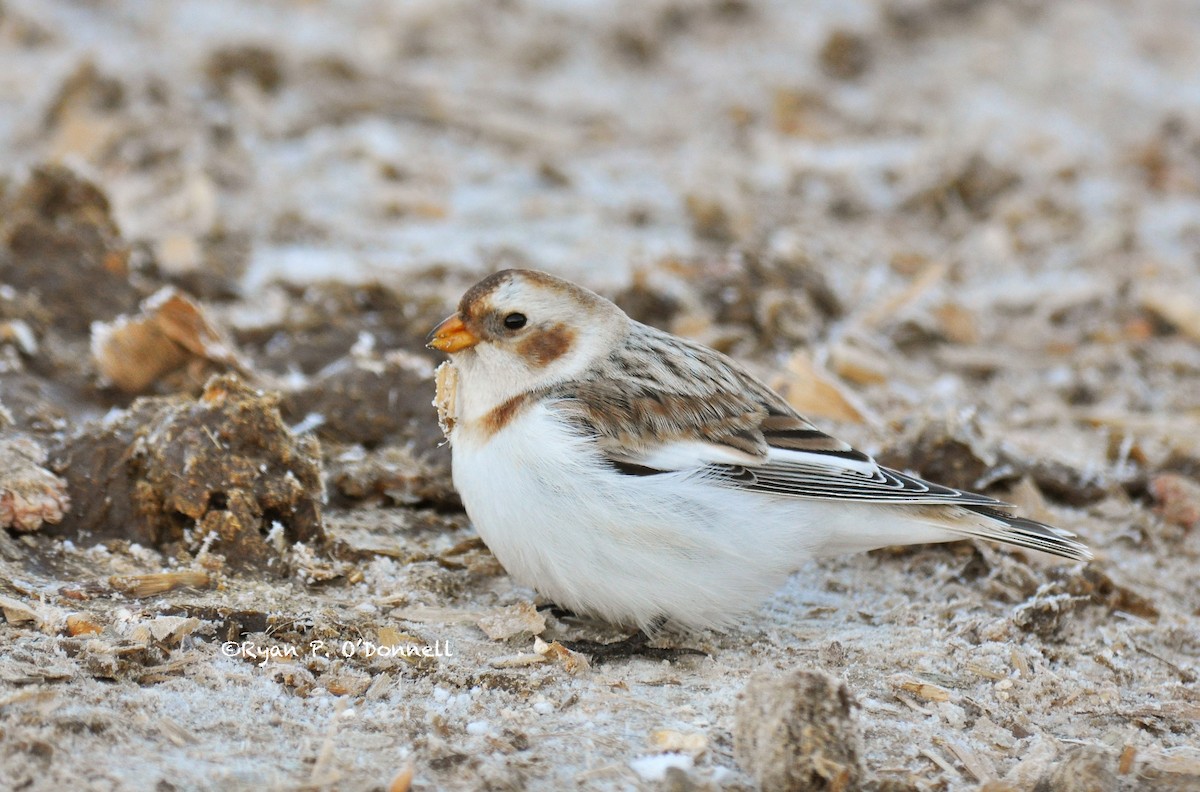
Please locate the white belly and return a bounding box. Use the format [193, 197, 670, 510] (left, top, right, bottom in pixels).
[450, 403, 826, 631]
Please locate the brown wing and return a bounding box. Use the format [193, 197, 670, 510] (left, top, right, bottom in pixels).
[545, 324, 1012, 507]
[543, 322, 870, 468]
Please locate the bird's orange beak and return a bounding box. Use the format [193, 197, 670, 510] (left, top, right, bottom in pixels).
[426, 313, 480, 353]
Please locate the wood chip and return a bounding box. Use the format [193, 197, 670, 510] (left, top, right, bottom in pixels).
[476, 602, 546, 641]
[325, 671, 372, 697]
[828, 341, 889, 385]
[938, 737, 995, 782]
[964, 661, 1005, 681]
[388, 762, 414, 792]
[108, 571, 211, 598]
[390, 605, 479, 625]
[1139, 284, 1200, 343]
[919, 748, 957, 776]
[1118, 745, 1136, 775]
[933, 302, 981, 345]
[147, 616, 201, 643]
[779, 352, 872, 424]
[66, 614, 103, 636]
[898, 680, 951, 702]
[535, 637, 590, 674]
[157, 717, 197, 747]
[375, 626, 409, 648]
[1150, 473, 1200, 530]
[488, 652, 549, 669]
[0, 595, 38, 624]
[860, 260, 949, 330]
[1010, 647, 1032, 678]
[91, 287, 247, 393]
[649, 729, 708, 757]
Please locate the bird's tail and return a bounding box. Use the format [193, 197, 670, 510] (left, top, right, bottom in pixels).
[919, 505, 1092, 561]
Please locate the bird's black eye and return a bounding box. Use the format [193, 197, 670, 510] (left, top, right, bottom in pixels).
[503, 312, 527, 330]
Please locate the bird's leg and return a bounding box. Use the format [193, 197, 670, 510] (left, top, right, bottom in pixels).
[559, 617, 707, 665]
[539, 604, 577, 621]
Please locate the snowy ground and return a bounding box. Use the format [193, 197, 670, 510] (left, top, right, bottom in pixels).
[1, 1, 1199, 789]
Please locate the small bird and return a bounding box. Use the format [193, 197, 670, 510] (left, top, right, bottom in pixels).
[427, 269, 1090, 633]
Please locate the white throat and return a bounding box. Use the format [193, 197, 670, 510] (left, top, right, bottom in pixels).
[451, 318, 628, 422]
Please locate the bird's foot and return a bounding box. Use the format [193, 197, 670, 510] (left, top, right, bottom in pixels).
[561, 631, 706, 666]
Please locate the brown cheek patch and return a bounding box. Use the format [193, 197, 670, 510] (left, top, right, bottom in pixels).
[517, 323, 574, 367]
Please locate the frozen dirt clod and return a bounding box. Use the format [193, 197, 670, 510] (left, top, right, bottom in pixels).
[735, 668, 862, 792]
[327, 444, 456, 508]
[46, 374, 323, 571]
[1, 165, 138, 335]
[1033, 746, 1118, 792]
[281, 354, 442, 450]
[0, 433, 70, 532]
[1149, 472, 1200, 533]
[1010, 582, 1080, 640]
[877, 417, 996, 492]
[696, 253, 844, 353]
[818, 29, 872, 81]
[285, 353, 455, 506]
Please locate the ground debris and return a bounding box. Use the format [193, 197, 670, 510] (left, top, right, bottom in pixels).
[878, 417, 996, 491]
[534, 637, 590, 675]
[0, 434, 69, 532]
[205, 44, 285, 95]
[648, 728, 708, 758]
[1033, 746, 1116, 792]
[0, 594, 45, 627]
[327, 444, 456, 509]
[91, 287, 248, 394]
[281, 353, 441, 449]
[879, 417, 1109, 505]
[700, 252, 844, 348]
[735, 668, 862, 791]
[684, 193, 741, 243]
[819, 29, 872, 80]
[902, 153, 1021, 219]
[1149, 472, 1200, 532]
[0, 286, 47, 366]
[476, 602, 546, 642]
[46, 374, 324, 571]
[778, 351, 873, 424]
[1, 165, 138, 335]
[1059, 565, 1160, 622]
[1138, 284, 1200, 344]
[40, 60, 128, 162]
[108, 571, 213, 598]
[1010, 582, 1081, 639]
[0, 2, 1195, 789]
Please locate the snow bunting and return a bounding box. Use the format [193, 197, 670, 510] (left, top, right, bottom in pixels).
[427, 269, 1090, 632]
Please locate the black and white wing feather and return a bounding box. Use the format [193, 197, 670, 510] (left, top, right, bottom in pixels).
[544, 322, 1090, 561]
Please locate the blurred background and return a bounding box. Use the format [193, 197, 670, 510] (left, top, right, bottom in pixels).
[3, 0, 1197, 289]
[4, 0, 1200, 461]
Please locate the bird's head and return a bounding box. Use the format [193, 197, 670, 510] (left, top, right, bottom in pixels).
[427, 269, 628, 406]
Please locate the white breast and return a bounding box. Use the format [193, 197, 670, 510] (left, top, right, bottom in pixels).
[448, 401, 855, 631]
